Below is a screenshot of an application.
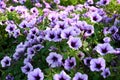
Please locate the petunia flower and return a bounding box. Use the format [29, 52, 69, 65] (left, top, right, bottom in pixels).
[67, 37, 82, 50]
[64, 57, 76, 70]
[101, 68, 111, 78]
[46, 52, 63, 68]
[73, 72, 88, 80]
[94, 43, 115, 55]
[83, 57, 92, 66]
[1, 56, 11, 67]
[90, 12, 102, 23]
[5, 24, 17, 33]
[27, 68, 44, 80]
[33, 44, 44, 51]
[90, 58, 106, 71]
[53, 70, 71, 80]
[21, 63, 33, 74]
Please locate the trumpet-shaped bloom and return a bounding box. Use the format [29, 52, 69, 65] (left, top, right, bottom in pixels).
[73, 72, 88, 80]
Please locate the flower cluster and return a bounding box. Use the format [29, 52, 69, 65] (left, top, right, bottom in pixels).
[0, 0, 120, 80]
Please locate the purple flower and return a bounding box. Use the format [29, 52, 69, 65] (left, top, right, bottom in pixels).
[21, 63, 33, 74]
[24, 56, 32, 64]
[13, 29, 20, 38]
[46, 52, 63, 68]
[94, 43, 115, 55]
[27, 68, 44, 80]
[84, 24, 94, 37]
[19, 20, 28, 29]
[117, 0, 120, 4]
[1, 56, 11, 67]
[27, 47, 36, 57]
[90, 12, 102, 23]
[108, 26, 118, 34]
[54, 0, 60, 4]
[103, 27, 110, 35]
[73, 72, 88, 80]
[5, 24, 17, 33]
[67, 37, 82, 50]
[101, 68, 111, 78]
[78, 51, 85, 60]
[33, 44, 44, 51]
[103, 37, 111, 43]
[30, 7, 39, 16]
[83, 57, 92, 66]
[97, 0, 111, 6]
[29, 27, 39, 35]
[86, 0, 94, 4]
[26, 33, 37, 40]
[90, 58, 106, 71]
[6, 74, 14, 80]
[64, 57, 76, 70]
[53, 70, 71, 80]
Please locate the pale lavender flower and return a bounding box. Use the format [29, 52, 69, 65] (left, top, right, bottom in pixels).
[103, 27, 110, 35]
[78, 51, 85, 60]
[33, 44, 44, 51]
[67, 37, 82, 50]
[94, 43, 115, 55]
[26, 33, 37, 40]
[84, 24, 94, 37]
[27, 68, 44, 80]
[13, 52, 20, 60]
[5, 24, 17, 33]
[83, 57, 92, 66]
[90, 12, 102, 23]
[29, 27, 39, 35]
[64, 57, 76, 70]
[19, 20, 28, 29]
[86, 0, 94, 4]
[117, 0, 120, 4]
[101, 68, 111, 78]
[97, 0, 111, 6]
[46, 52, 63, 68]
[21, 63, 33, 74]
[90, 58, 106, 71]
[103, 37, 111, 43]
[108, 26, 118, 34]
[54, 0, 60, 4]
[30, 7, 39, 16]
[1, 56, 11, 67]
[27, 47, 36, 57]
[6, 74, 14, 80]
[53, 70, 71, 80]
[7, 6, 15, 12]
[13, 29, 20, 38]
[73, 72, 88, 80]
[24, 56, 32, 64]
[19, 0, 26, 4]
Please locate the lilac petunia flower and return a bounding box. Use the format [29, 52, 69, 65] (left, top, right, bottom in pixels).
[29, 27, 39, 35]
[26, 33, 37, 40]
[64, 57, 76, 70]
[30, 7, 39, 16]
[1, 56, 11, 67]
[46, 52, 63, 68]
[90, 58, 106, 71]
[101, 68, 111, 78]
[84, 24, 94, 37]
[108, 26, 118, 34]
[13, 29, 20, 38]
[21, 63, 33, 74]
[27, 68, 44, 80]
[83, 57, 92, 66]
[5, 24, 17, 33]
[94, 43, 115, 55]
[78, 51, 85, 60]
[73, 72, 88, 80]
[27, 47, 36, 57]
[6, 74, 14, 80]
[97, 0, 111, 6]
[103, 37, 111, 43]
[90, 12, 102, 23]
[19, 20, 28, 29]
[53, 70, 71, 80]
[54, 0, 60, 4]
[67, 37, 82, 50]
[33, 44, 44, 51]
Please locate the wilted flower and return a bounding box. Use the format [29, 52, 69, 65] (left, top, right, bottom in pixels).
[21, 63, 33, 74]
[94, 43, 115, 55]
[67, 37, 82, 50]
[53, 70, 71, 80]
[90, 58, 106, 71]
[1, 56, 11, 67]
[64, 57, 76, 70]
[27, 68, 44, 80]
[101, 68, 111, 78]
[78, 51, 85, 60]
[73, 72, 88, 80]
[46, 52, 63, 68]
